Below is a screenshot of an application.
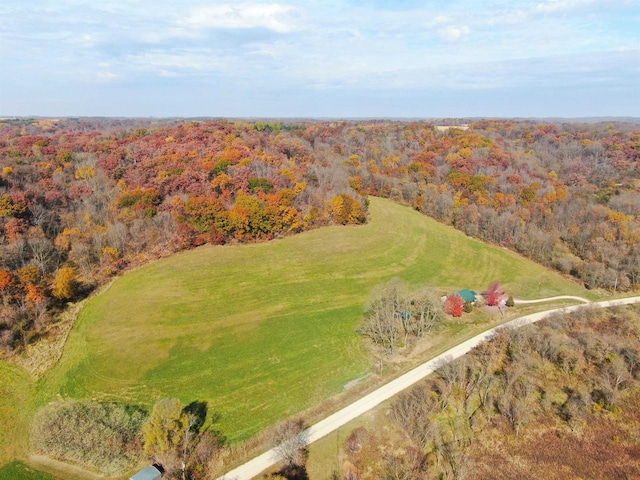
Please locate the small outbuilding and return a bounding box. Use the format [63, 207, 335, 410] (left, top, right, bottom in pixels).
[130, 465, 162, 480]
[454, 289, 477, 303]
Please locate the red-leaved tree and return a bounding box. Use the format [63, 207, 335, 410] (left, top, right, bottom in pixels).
[485, 281, 504, 307]
[445, 294, 464, 317]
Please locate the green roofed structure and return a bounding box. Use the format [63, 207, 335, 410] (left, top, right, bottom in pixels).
[129, 465, 162, 480]
[455, 289, 477, 303]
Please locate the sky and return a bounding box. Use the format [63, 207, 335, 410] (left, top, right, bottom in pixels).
[1, 0, 639, 118]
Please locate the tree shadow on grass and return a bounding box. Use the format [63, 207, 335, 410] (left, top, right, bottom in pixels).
[270, 464, 310, 480]
[183, 400, 208, 432]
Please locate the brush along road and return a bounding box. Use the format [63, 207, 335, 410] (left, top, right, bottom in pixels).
[217, 296, 640, 480]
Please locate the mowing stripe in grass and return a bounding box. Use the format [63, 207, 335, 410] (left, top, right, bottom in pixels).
[14, 198, 592, 453]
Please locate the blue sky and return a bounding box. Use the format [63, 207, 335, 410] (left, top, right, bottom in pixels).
[1, 0, 639, 118]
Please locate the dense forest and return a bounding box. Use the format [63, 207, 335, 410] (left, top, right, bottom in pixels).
[341, 305, 640, 480]
[1, 117, 639, 352]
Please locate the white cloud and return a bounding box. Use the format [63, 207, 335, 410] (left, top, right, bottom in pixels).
[283, 47, 640, 93]
[534, 0, 597, 13]
[126, 50, 226, 73]
[426, 15, 450, 28]
[1, 0, 638, 116]
[96, 71, 118, 81]
[438, 25, 470, 42]
[180, 3, 300, 34]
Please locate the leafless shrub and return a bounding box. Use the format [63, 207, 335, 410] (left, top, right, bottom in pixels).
[391, 385, 438, 450]
[271, 418, 309, 468]
[30, 399, 147, 476]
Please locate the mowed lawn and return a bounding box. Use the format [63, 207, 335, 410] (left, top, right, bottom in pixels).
[0, 461, 60, 480]
[22, 198, 588, 448]
[0, 363, 34, 465]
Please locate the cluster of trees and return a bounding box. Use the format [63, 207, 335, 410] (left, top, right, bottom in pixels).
[31, 400, 147, 476]
[340, 121, 640, 292]
[358, 281, 445, 357]
[30, 397, 223, 479]
[341, 305, 640, 479]
[359, 281, 510, 353]
[3, 117, 639, 353]
[143, 398, 222, 479]
[29, 393, 310, 480]
[0, 119, 367, 352]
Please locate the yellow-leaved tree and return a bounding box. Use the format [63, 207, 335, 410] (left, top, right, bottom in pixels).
[52, 267, 77, 301]
[143, 398, 189, 460]
[329, 194, 366, 225]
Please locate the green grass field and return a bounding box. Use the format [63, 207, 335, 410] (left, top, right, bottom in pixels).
[0, 197, 592, 474]
[0, 363, 33, 463]
[0, 461, 60, 480]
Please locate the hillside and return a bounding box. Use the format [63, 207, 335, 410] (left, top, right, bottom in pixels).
[2, 120, 640, 357]
[321, 304, 640, 479]
[0, 197, 589, 475]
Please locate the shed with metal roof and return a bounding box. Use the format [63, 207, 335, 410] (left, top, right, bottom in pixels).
[129, 465, 162, 480]
[454, 289, 477, 303]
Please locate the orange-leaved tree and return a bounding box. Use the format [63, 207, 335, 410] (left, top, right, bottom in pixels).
[445, 294, 464, 317]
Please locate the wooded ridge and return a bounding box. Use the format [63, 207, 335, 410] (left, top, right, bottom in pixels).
[1, 118, 639, 355]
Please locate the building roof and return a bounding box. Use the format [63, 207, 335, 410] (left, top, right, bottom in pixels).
[455, 289, 477, 302]
[130, 466, 162, 480]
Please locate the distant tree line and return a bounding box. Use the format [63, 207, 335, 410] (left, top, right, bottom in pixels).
[2, 118, 639, 353]
[0, 120, 367, 352]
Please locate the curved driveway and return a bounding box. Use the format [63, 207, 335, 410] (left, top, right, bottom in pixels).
[514, 295, 591, 304]
[217, 295, 640, 480]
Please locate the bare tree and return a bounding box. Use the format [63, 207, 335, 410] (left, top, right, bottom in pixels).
[358, 282, 405, 355]
[409, 289, 445, 338]
[272, 418, 309, 468]
[391, 385, 438, 451]
[28, 237, 59, 274]
[378, 447, 426, 480]
[180, 414, 199, 480]
[501, 377, 533, 434]
[436, 419, 471, 480]
[358, 281, 443, 357]
[598, 354, 632, 402]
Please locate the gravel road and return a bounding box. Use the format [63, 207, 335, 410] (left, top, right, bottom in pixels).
[217, 295, 640, 480]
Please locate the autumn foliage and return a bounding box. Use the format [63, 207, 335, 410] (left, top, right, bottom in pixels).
[485, 280, 504, 307]
[0, 119, 369, 351]
[52, 267, 77, 301]
[2, 117, 640, 351]
[345, 306, 640, 479]
[329, 194, 366, 225]
[445, 293, 465, 317]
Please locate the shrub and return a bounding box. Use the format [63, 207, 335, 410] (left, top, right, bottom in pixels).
[248, 177, 274, 194]
[30, 400, 147, 476]
[464, 300, 473, 313]
[329, 194, 366, 225]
